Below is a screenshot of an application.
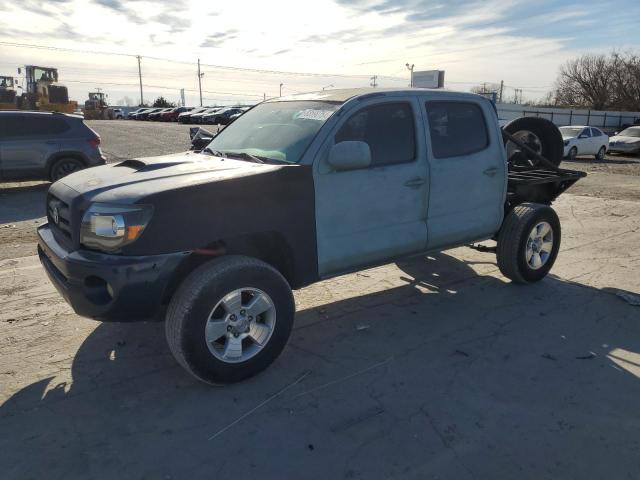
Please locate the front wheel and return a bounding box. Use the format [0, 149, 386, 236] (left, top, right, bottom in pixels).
[497, 203, 561, 284]
[165, 256, 295, 385]
[567, 146, 577, 161]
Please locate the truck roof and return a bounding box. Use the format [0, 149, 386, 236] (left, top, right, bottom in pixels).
[270, 87, 482, 104]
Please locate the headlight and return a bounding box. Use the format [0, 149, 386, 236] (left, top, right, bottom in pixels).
[563, 140, 570, 146]
[80, 203, 153, 253]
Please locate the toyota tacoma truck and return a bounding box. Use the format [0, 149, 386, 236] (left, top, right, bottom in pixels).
[37, 88, 585, 384]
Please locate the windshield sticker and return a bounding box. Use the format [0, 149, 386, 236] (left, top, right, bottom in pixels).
[295, 109, 334, 121]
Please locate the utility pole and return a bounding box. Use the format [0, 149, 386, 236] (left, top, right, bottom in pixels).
[370, 75, 378, 88]
[405, 63, 415, 87]
[279, 83, 283, 97]
[197, 58, 204, 107]
[263, 93, 266, 101]
[136, 55, 144, 106]
[499, 80, 504, 103]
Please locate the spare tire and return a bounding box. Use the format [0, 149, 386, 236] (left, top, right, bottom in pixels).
[503, 117, 563, 168]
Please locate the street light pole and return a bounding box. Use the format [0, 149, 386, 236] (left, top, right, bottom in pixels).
[405, 63, 415, 88]
[197, 58, 204, 107]
[136, 55, 144, 106]
[279, 83, 283, 97]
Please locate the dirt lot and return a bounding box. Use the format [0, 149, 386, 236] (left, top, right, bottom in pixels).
[1, 121, 639, 479]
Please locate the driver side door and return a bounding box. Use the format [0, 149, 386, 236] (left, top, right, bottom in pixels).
[313, 98, 429, 277]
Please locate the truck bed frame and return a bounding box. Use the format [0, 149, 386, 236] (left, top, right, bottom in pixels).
[506, 164, 586, 206]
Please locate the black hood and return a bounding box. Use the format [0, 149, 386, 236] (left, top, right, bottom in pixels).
[58, 151, 281, 204]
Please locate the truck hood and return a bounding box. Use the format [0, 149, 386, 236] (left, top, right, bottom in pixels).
[58, 151, 281, 203]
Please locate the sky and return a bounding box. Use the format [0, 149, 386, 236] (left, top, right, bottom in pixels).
[0, 0, 639, 106]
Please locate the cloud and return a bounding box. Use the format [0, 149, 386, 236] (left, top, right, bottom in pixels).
[200, 30, 238, 48]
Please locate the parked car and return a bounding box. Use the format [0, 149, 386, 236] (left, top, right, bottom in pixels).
[0, 111, 105, 181]
[37, 88, 585, 384]
[608, 126, 640, 155]
[225, 107, 251, 125]
[112, 108, 124, 119]
[209, 107, 245, 125]
[178, 107, 208, 123]
[161, 106, 193, 122]
[127, 108, 149, 119]
[147, 108, 171, 121]
[190, 107, 222, 124]
[559, 126, 608, 160]
[137, 108, 163, 120]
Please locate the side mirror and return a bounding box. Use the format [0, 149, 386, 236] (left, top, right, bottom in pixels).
[189, 127, 215, 151]
[328, 141, 371, 171]
[578, 134, 587, 139]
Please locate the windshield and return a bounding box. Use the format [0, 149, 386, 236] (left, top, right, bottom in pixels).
[559, 127, 582, 137]
[207, 100, 340, 163]
[618, 127, 640, 137]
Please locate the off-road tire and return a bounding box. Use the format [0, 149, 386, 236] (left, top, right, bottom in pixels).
[497, 203, 561, 284]
[503, 117, 564, 167]
[49, 157, 85, 182]
[165, 255, 295, 385]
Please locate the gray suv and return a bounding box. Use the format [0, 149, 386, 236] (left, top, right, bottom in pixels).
[0, 111, 106, 182]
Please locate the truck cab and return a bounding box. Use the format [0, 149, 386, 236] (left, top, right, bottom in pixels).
[37, 88, 583, 384]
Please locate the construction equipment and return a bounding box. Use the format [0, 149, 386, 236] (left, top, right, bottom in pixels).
[9, 65, 77, 113]
[83, 91, 114, 120]
[0, 75, 18, 109]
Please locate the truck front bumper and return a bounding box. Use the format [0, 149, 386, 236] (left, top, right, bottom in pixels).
[37, 224, 188, 322]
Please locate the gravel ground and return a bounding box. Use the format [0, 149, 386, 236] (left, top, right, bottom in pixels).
[87, 119, 194, 162]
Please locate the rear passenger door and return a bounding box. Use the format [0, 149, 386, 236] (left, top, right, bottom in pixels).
[314, 98, 429, 276]
[0, 114, 64, 179]
[422, 99, 506, 249]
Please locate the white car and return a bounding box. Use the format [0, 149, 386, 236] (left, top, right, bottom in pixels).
[560, 126, 608, 161]
[112, 108, 124, 119]
[608, 126, 640, 155]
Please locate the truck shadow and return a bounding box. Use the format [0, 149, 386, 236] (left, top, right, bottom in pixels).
[0, 182, 49, 224]
[1, 253, 639, 479]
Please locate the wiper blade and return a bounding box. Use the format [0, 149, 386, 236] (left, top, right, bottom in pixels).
[203, 147, 226, 157]
[222, 151, 265, 164]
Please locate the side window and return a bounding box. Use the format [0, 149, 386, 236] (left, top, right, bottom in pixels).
[425, 101, 488, 158]
[581, 128, 591, 138]
[3, 115, 69, 136]
[591, 128, 602, 137]
[335, 102, 416, 166]
[2, 116, 31, 137]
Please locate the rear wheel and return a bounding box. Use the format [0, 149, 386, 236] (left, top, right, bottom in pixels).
[50, 157, 85, 182]
[497, 203, 561, 284]
[165, 255, 295, 385]
[595, 146, 606, 161]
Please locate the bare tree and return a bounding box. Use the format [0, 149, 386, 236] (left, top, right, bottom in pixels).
[550, 51, 640, 111]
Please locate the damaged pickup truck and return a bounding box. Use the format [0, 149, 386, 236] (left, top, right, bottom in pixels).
[38, 88, 585, 384]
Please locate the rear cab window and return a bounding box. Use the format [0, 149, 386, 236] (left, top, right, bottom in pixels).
[335, 102, 416, 166]
[425, 101, 489, 158]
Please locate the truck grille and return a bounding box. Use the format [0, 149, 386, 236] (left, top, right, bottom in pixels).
[47, 193, 72, 240]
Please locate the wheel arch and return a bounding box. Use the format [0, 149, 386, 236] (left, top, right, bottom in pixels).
[46, 151, 88, 175]
[161, 231, 298, 305]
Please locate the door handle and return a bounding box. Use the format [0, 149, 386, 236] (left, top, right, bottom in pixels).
[483, 167, 498, 177]
[404, 177, 426, 188]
